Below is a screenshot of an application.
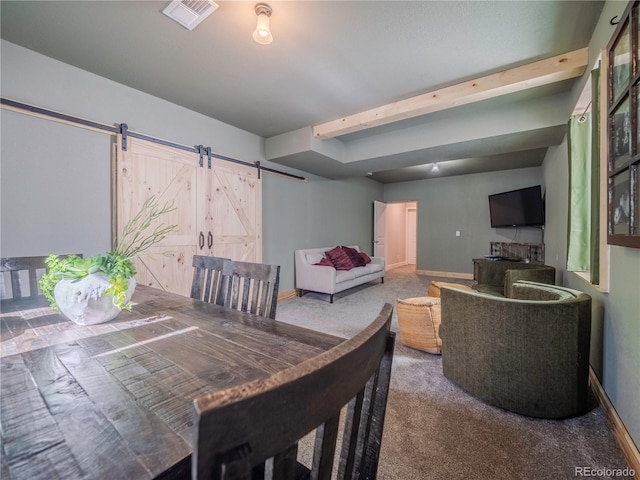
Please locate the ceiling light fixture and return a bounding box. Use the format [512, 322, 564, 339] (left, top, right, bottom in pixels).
[253, 3, 273, 45]
[432, 162, 440, 172]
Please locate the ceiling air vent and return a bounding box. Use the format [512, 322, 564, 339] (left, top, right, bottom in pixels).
[162, 0, 219, 31]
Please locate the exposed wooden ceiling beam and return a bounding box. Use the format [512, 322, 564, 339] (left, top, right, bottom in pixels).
[313, 48, 589, 139]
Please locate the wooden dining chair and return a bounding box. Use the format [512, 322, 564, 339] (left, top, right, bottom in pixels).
[0, 256, 49, 299]
[192, 303, 395, 480]
[190, 255, 229, 304]
[216, 260, 280, 319]
[1, 255, 81, 300]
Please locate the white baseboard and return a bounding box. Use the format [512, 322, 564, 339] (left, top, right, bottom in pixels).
[416, 269, 474, 280]
[589, 368, 640, 474]
[386, 261, 408, 270]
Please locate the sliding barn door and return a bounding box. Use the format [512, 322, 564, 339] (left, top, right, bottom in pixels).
[116, 136, 199, 297]
[205, 158, 262, 262]
[115, 135, 262, 297]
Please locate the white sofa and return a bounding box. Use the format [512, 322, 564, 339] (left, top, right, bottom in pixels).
[294, 246, 385, 303]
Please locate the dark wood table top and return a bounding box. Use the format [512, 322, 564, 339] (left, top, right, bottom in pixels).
[0, 285, 343, 480]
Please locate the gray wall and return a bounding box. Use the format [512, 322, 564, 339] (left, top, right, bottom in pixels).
[1, 110, 112, 256]
[542, 0, 640, 450]
[544, 132, 640, 455]
[384, 167, 543, 274]
[263, 173, 383, 290]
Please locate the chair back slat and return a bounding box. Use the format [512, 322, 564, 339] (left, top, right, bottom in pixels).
[338, 388, 366, 479]
[250, 279, 261, 315]
[9, 271, 23, 299]
[192, 303, 395, 480]
[205, 269, 222, 303]
[191, 256, 228, 304]
[217, 260, 280, 319]
[312, 414, 339, 480]
[360, 332, 394, 479]
[272, 444, 298, 479]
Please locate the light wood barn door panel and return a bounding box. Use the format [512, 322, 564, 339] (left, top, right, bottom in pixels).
[205, 158, 262, 262]
[132, 244, 197, 296]
[116, 136, 198, 297]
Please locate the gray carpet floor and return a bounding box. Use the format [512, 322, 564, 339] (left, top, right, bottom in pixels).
[276, 265, 633, 480]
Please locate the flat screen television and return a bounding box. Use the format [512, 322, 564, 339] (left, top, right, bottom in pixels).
[488, 185, 545, 228]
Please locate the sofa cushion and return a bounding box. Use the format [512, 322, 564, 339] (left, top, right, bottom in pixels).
[306, 253, 325, 265]
[351, 266, 372, 278]
[325, 246, 354, 270]
[342, 246, 366, 267]
[335, 269, 357, 283]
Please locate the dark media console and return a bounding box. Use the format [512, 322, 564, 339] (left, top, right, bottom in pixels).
[482, 255, 523, 262]
[488, 242, 545, 264]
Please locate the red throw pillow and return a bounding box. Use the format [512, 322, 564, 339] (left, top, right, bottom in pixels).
[342, 246, 366, 267]
[314, 257, 334, 267]
[359, 251, 372, 264]
[325, 246, 355, 270]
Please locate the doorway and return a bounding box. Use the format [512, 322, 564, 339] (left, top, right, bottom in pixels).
[375, 201, 417, 270]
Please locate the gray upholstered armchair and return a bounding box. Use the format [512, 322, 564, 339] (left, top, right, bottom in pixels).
[473, 261, 556, 297]
[440, 281, 592, 419]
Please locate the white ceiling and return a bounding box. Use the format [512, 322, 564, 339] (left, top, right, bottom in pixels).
[0, 1, 606, 182]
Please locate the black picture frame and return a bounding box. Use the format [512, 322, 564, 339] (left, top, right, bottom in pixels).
[607, 1, 640, 248]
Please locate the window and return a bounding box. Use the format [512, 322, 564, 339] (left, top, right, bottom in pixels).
[606, 1, 640, 248]
[567, 60, 609, 291]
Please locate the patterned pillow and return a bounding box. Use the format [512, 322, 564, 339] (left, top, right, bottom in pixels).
[314, 257, 334, 267]
[325, 246, 355, 270]
[342, 246, 366, 267]
[359, 252, 372, 264]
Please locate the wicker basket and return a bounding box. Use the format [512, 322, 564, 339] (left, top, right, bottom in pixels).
[396, 296, 442, 354]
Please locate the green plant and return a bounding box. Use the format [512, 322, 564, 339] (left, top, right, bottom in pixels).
[40, 196, 177, 311]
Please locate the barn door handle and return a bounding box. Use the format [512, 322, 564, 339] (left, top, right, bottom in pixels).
[199, 232, 205, 250]
[207, 231, 213, 249]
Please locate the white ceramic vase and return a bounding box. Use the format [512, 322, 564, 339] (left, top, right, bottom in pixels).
[54, 273, 136, 326]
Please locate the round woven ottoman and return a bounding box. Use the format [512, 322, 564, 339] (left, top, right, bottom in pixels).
[427, 281, 474, 298]
[396, 296, 442, 354]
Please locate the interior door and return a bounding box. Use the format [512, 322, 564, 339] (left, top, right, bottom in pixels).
[203, 158, 262, 262]
[407, 206, 417, 264]
[116, 136, 263, 296]
[116, 135, 199, 297]
[373, 200, 386, 264]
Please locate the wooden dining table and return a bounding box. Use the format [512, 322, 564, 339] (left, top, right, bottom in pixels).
[0, 285, 344, 480]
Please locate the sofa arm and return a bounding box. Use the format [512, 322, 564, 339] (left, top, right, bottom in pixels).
[294, 250, 338, 294]
[504, 266, 555, 298]
[370, 256, 385, 268]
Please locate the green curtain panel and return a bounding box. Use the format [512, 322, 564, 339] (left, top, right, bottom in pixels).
[589, 67, 600, 284]
[567, 113, 592, 272]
